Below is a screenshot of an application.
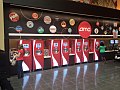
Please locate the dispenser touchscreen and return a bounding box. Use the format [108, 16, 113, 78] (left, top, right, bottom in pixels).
[84, 42, 88, 51]
[23, 44, 30, 56]
[36, 43, 42, 55]
[77, 42, 81, 52]
[36, 43, 41, 48]
[53, 43, 59, 54]
[63, 42, 68, 53]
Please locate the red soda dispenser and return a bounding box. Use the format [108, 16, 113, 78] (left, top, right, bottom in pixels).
[33, 39, 44, 71]
[90, 39, 100, 61]
[82, 39, 89, 62]
[19, 40, 32, 72]
[61, 39, 69, 65]
[70, 39, 83, 63]
[47, 39, 61, 67]
[92, 39, 100, 61]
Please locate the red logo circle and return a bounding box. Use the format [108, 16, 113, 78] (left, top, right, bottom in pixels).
[9, 12, 19, 22]
[78, 21, 92, 38]
[32, 13, 39, 19]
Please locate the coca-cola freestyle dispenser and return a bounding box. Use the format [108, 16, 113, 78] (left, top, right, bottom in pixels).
[61, 39, 69, 66]
[70, 39, 83, 63]
[94, 39, 100, 61]
[19, 40, 33, 72]
[90, 39, 100, 61]
[47, 39, 61, 67]
[82, 39, 89, 62]
[33, 39, 44, 70]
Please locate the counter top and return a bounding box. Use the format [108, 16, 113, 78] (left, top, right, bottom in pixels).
[44, 50, 116, 58]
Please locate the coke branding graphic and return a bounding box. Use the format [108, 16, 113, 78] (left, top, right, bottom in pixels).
[78, 21, 92, 38]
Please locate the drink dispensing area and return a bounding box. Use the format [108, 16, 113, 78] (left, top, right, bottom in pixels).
[9, 38, 120, 74]
[4, 2, 120, 75]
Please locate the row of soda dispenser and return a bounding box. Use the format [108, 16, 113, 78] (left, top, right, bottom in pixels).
[10, 39, 100, 72]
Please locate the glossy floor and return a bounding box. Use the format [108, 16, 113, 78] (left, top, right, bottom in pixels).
[9, 60, 120, 90]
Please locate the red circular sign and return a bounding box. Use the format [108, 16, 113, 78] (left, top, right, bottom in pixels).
[32, 13, 39, 19]
[78, 21, 92, 38]
[96, 21, 100, 26]
[9, 12, 19, 22]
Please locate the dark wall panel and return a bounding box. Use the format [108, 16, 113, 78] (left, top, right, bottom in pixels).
[3, 0, 120, 20]
[4, 5, 120, 37]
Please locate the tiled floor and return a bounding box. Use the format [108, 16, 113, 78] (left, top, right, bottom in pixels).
[8, 60, 120, 90]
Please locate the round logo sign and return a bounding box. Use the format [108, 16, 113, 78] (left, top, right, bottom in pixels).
[26, 21, 34, 28]
[15, 26, 22, 33]
[78, 21, 92, 38]
[61, 21, 66, 28]
[94, 28, 99, 34]
[109, 26, 112, 30]
[32, 13, 39, 19]
[96, 21, 100, 26]
[49, 25, 57, 33]
[104, 31, 107, 35]
[44, 16, 51, 24]
[9, 12, 19, 22]
[101, 26, 104, 30]
[37, 26, 44, 33]
[68, 28, 72, 33]
[114, 22, 118, 27]
[69, 19, 75, 26]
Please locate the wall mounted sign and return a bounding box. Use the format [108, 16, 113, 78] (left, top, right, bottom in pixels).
[101, 26, 104, 30]
[44, 16, 51, 24]
[32, 13, 39, 19]
[26, 21, 34, 28]
[68, 28, 72, 33]
[113, 22, 118, 27]
[104, 31, 107, 35]
[49, 25, 57, 33]
[69, 19, 75, 26]
[96, 21, 100, 26]
[113, 29, 118, 38]
[78, 21, 92, 38]
[109, 26, 112, 30]
[37, 26, 44, 33]
[15, 26, 22, 33]
[94, 28, 99, 34]
[9, 12, 19, 22]
[61, 21, 66, 28]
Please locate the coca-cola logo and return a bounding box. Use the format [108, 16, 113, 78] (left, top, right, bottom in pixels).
[78, 21, 92, 38]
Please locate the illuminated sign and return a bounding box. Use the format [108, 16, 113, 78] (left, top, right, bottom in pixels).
[78, 21, 92, 38]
